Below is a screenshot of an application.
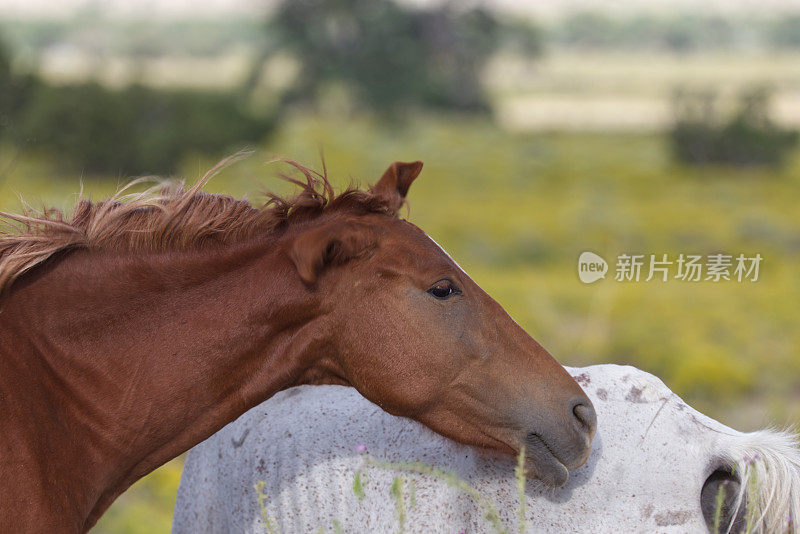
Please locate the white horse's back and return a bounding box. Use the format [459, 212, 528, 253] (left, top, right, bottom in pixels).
[174, 365, 800, 533]
[175, 384, 503, 533]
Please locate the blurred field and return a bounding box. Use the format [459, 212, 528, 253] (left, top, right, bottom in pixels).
[489, 51, 800, 130]
[24, 48, 800, 130]
[2, 113, 797, 532]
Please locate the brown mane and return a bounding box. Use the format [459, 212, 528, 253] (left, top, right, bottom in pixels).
[0, 156, 397, 294]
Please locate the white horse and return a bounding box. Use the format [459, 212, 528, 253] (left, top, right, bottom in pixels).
[173, 365, 800, 533]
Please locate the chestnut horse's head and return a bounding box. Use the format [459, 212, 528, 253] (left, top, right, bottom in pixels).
[289, 161, 596, 486]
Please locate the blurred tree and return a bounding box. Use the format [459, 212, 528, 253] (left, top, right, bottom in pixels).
[0, 29, 273, 176]
[0, 36, 13, 127]
[13, 83, 273, 175]
[670, 87, 798, 167]
[0, 36, 38, 137]
[245, 0, 540, 115]
[770, 15, 800, 48]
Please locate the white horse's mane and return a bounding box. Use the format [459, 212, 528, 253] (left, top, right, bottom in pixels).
[726, 428, 800, 533]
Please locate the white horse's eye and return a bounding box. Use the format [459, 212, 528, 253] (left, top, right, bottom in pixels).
[701, 468, 745, 533]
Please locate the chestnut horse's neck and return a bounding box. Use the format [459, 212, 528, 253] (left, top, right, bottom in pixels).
[0, 233, 333, 532]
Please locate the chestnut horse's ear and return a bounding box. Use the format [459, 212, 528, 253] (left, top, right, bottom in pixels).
[371, 161, 423, 212]
[290, 221, 378, 286]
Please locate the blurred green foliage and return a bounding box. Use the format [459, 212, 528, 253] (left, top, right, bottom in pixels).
[0, 30, 273, 176]
[2, 115, 795, 533]
[0, 37, 38, 137]
[10, 82, 273, 175]
[93, 458, 183, 534]
[0, 0, 544, 174]
[250, 0, 539, 114]
[671, 88, 798, 166]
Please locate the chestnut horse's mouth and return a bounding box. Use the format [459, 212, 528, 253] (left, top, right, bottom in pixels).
[524, 433, 570, 487]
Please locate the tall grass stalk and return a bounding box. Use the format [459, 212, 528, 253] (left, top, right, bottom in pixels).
[355, 448, 529, 533]
[253, 481, 280, 534]
[515, 446, 527, 533]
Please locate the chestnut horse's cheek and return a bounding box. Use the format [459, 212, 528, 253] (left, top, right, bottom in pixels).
[343, 348, 444, 417]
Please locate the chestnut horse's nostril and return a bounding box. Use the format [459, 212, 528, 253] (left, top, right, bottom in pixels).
[572, 401, 597, 435]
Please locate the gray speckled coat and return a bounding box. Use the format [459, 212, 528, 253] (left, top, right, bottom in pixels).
[173, 364, 800, 534]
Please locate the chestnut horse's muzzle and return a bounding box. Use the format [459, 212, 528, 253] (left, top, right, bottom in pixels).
[523, 395, 597, 487]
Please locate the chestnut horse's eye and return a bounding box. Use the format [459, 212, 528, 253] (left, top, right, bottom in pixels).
[427, 280, 461, 300]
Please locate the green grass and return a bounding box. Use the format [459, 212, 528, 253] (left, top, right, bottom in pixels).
[2, 113, 798, 532]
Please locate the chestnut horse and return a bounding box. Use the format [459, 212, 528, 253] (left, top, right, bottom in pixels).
[0, 159, 595, 533]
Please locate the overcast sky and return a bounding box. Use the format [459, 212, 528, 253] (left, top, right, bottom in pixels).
[0, 0, 798, 20]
